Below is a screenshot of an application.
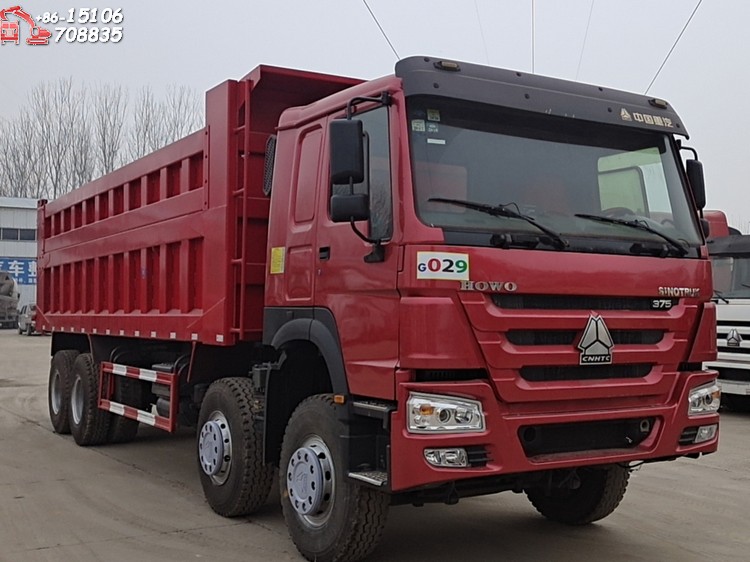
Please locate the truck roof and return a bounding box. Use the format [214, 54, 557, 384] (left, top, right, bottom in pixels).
[396, 56, 689, 137]
[708, 235, 750, 256]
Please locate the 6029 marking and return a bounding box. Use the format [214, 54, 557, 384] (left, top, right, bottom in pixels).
[416, 251, 470, 281]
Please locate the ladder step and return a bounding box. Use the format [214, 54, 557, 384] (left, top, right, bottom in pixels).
[348, 470, 388, 487]
[100, 399, 171, 431]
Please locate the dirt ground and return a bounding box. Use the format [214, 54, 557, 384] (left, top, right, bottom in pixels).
[0, 329, 747, 561]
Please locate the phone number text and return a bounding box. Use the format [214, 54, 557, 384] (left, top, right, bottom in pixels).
[40, 8, 123, 24]
[54, 27, 123, 43]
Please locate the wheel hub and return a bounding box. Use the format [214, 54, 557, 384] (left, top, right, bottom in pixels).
[286, 438, 334, 524]
[70, 375, 83, 425]
[287, 447, 324, 515]
[199, 413, 232, 484]
[50, 369, 62, 415]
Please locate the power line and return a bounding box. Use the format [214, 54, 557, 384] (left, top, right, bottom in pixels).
[362, 0, 399, 60]
[531, 0, 535, 73]
[575, 0, 595, 81]
[645, 0, 703, 94]
[474, 0, 490, 64]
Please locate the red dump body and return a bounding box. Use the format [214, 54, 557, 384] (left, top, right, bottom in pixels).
[36, 66, 360, 344]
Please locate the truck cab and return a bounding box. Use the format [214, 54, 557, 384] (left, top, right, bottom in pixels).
[265, 57, 718, 490]
[707, 232, 750, 410]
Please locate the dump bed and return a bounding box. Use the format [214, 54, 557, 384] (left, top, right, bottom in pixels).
[37, 65, 360, 346]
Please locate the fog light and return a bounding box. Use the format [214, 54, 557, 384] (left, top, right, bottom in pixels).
[694, 424, 718, 444]
[424, 448, 468, 468]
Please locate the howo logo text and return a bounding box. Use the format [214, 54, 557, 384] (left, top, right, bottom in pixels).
[577, 314, 614, 365]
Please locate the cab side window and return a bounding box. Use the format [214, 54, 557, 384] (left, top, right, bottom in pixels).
[332, 107, 393, 240]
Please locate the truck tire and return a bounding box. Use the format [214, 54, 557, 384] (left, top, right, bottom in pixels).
[69, 353, 111, 446]
[48, 350, 80, 434]
[721, 394, 750, 413]
[197, 377, 274, 517]
[525, 464, 630, 525]
[108, 378, 151, 444]
[279, 394, 389, 562]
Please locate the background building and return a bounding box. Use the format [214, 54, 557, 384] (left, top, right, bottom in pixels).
[0, 197, 37, 309]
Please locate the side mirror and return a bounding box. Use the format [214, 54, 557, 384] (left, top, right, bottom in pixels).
[331, 193, 370, 223]
[330, 119, 364, 185]
[686, 160, 706, 210]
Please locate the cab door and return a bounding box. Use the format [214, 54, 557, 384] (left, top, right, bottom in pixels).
[314, 105, 400, 400]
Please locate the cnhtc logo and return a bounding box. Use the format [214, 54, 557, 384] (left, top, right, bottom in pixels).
[577, 314, 614, 365]
[726, 328, 743, 347]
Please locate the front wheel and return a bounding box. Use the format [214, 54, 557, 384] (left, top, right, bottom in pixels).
[197, 377, 274, 517]
[279, 394, 389, 562]
[525, 464, 630, 525]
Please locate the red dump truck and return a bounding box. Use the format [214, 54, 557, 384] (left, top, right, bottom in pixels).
[39, 57, 720, 561]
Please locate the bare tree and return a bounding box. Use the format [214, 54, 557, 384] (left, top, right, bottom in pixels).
[126, 86, 163, 161]
[161, 84, 203, 145]
[67, 87, 96, 189]
[30, 79, 79, 198]
[1, 80, 203, 198]
[0, 110, 46, 198]
[92, 84, 129, 174]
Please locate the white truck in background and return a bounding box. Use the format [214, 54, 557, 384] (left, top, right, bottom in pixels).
[706, 210, 750, 411]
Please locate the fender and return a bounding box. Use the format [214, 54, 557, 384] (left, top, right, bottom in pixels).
[264, 307, 349, 396]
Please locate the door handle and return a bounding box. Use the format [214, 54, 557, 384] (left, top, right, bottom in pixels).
[319, 247, 331, 260]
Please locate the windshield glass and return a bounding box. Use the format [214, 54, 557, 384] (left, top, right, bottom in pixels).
[408, 96, 703, 254]
[712, 256, 750, 298]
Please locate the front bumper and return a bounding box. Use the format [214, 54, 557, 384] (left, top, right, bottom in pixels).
[389, 369, 719, 492]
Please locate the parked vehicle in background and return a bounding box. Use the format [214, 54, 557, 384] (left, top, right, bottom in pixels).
[0, 271, 19, 329]
[706, 210, 750, 411]
[17, 303, 37, 335]
[37, 57, 720, 562]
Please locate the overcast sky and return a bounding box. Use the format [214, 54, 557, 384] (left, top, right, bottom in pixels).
[1, 1, 747, 228]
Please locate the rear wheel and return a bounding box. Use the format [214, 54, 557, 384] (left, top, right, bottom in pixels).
[197, 377, 274, 516]
[525, 465, 630, 525]
[279, 394, 389, 562]
[48, 350, 79, 434]
[26, 324, 33, 336]
[69, 353, 111, 446]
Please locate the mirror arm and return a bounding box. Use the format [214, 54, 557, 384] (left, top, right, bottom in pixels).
[349, 221, 385, 263]
[346, 92, 393, 119]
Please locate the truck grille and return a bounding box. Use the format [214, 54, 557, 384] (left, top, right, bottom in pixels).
[519, 417, 654, 456]
[493, 294, 676, 311]
[520, 364, 651, 382]
[459, 288, 693, 397]
[507, 330, 663, 346]
[716, 321, 750, 355]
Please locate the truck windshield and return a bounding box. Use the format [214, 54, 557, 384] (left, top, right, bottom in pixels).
[711, 255, 750, 298]
[407, 96, 702, 255]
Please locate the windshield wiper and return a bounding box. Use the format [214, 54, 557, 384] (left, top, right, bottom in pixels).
[713, 290, 729, 304]
[574, 214, 688, 257]
[429, 197, 568, 250]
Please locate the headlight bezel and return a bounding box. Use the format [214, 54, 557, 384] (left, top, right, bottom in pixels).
[688, 381, 721, 417]
[407, 392, 485, 434]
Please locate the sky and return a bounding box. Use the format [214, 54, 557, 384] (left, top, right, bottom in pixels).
[1, 0, 747, 229]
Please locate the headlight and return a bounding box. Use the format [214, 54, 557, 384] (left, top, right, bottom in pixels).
[407, 392, 485, 434]
[688, 382, 721, 416]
